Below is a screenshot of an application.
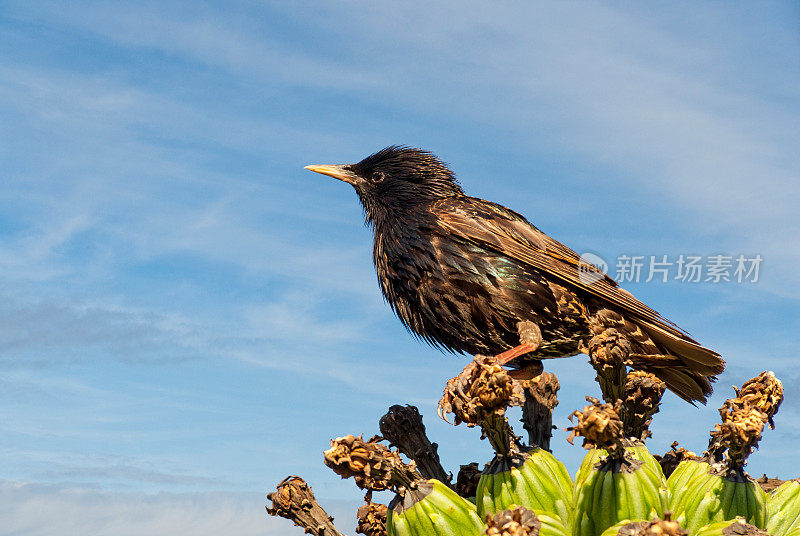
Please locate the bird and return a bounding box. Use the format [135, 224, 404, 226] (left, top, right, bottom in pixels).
[305, 146, 724, 403]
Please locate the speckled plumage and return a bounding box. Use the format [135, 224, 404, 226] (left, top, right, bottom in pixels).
[306, 146, 725, 403]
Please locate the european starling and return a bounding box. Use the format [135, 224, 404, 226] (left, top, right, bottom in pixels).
[305, 146, 724, 403]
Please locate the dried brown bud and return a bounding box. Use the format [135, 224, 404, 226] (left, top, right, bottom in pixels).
[438, 355, 524, 426]
[736, 371, 784, 429]
[656, 442, 699, 478]
[756, 474, 787, 492]
[566, 397, 624, 455]
[638, 516, 687, 536]
[587, 328, 632, 367]
[584, 328, 631, 403]
[520, 372, 560, 450]
[717, 520, 770, 536]
[323, 435, 398, 491]
[485, 506, 541, 536]
[610, 514, 687, 536]
[623, 371, 666, 441]
[266, 476, 344, 536]
[356, 501, 387, 536]
[266, 476, 309, 520]
[710, 404, 767, 468]
[455, 462, 482, 498]
[379, 405, 450, 484]
[521, 372, 560, 411]
[707, 372, 784, 468]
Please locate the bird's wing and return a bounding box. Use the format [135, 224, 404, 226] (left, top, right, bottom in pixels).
[432, 197, 714, 349]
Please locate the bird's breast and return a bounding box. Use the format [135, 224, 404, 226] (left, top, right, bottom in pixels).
[371, 225, 589, 357]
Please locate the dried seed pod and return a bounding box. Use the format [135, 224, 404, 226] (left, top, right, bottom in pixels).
[356, 501, 387, 536]
[520, 371, 560, 450]
[438, 355, 524, 427]
[623, 371, 666, 441]
[567, 397, 625, 457]
[707, 371, 784, 463]
[323, 435, 416, 492]
[438, 355, 525, 456]
[655, 442, 699, 479]
[584, 328, 631, 403]
[486, 506, 541, 536]
[736, 371, 784, 429]
[378, 405, 449, 484]
[455, 462, 482, 499]
[266, 476, 344, 536]
[484, 506, 570, 536]
[694, 518, 771, 536]
[600, 513, 687, 536]
[710, 404, 768, 469]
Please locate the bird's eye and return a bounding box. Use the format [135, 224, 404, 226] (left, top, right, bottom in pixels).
[371, 171, 385, 183]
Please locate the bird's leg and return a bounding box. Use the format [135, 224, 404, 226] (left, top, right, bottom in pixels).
[495, 321, 557, 449]
[494, 321, 542, 366]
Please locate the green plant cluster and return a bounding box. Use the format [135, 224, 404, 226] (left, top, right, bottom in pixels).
[267, 361, 795, 536]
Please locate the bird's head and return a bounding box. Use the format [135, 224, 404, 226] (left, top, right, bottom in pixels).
[305, 146, 463, 225]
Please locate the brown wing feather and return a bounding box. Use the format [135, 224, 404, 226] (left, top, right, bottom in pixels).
[433, 197, 724, 376]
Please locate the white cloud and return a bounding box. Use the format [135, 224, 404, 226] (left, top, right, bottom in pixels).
[13, 1, 796, 296]
[1, 0, 797, 517]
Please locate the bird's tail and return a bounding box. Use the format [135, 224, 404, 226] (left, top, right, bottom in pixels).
[631, 359, 714, 403]
[632, 322, 725, 403]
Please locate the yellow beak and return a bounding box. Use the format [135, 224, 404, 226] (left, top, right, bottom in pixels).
[304, 164, 361, 185]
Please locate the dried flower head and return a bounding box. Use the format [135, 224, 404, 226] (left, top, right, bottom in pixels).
[586, 328, 632, 368]
[637, 516, 688, 536]
[623, 371, 666, 441]
[610, 514, 687, 536]
[267, 476, 342, 536]
[567, 397, 624, 454]
[438, 355, 524, 426]
[455, 462, 482, 498]
[267, 476, 312, 519]
[356, 501, 387, 536]
[656, 442, 699, 478]
[707, 371, 785, 468]
[735, 371, 784, 429]
[717, 519, 770, 536]
[584, 328, 632, 403]
[323, 435, 400, 491]
[485, 506, 542, 536]
[378, 404, 450, 484]
[710, 404, 768, 469]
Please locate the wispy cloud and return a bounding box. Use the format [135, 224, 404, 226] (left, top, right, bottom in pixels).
[32, 463, 232, 488]
[1, 480, 359, 536]
[1, 3, 798, 534]
[11, 1, 796, 295]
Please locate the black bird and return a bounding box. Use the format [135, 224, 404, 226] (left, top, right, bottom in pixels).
[305, 146, 724, 403]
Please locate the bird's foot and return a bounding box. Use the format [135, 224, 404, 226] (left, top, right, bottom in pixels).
[494, 343, 540, 366]
[494, 321, 542, 366]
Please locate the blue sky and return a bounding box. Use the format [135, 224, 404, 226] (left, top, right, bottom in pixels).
[1, 2, 798, 534]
